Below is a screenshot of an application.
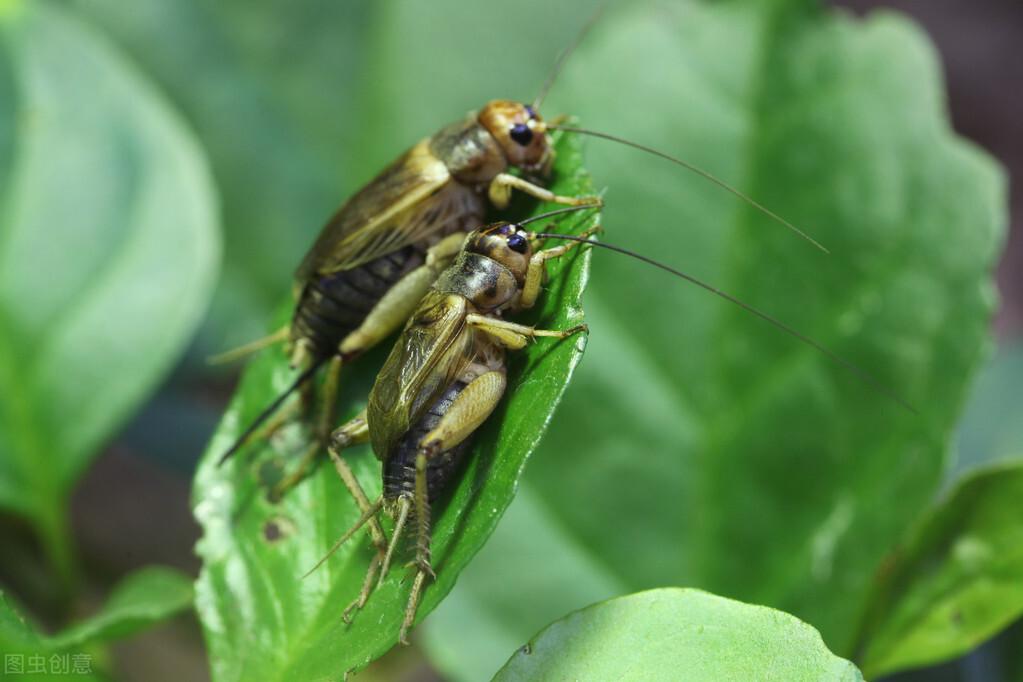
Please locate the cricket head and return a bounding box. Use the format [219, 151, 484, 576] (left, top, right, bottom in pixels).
[478, 100, 552, 175]
[469, 222, 533, 281]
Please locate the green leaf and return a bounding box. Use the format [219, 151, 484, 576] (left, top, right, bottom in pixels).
[67, 0, 379, 345]
[51, 566, 194, 649]
[493, 588, 863, 682]
[0, 2, 219, 579]
[855, 462, 1023, 678]
[952, 342, 1023, 481]
[422, 0, 1006, 676]
[192, 132, 597, 680]
[0, 566, 193, 681]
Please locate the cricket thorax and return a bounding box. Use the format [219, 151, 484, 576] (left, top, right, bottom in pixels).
[432, 252, 519, 311]
[429, 117, 507, 185]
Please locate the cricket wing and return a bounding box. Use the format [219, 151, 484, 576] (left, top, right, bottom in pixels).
[368, 292, 475, 459]
[296, 139, 477, 278]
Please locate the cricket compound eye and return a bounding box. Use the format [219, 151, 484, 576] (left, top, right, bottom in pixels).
[507, 233, 528, 254]
[509, 123, 533, 146]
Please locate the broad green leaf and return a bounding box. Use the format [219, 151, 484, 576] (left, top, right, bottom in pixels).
[67, 0, 375, 346]
[0, 566, 192, 681]
[422, 0, 1006, 674]
[494, 588, 863, 682]
[855, 462, 1023, 678]
[50, 566, 194, 649]
[0, 1, 218, 579]
[192, 132, 597, 680]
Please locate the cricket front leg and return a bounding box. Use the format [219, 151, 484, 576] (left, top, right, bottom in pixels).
[487, 173, 602, 210]
[400, 370, 508, 644]
[520, 224, 602, 309]
[466, 314, 588, 351]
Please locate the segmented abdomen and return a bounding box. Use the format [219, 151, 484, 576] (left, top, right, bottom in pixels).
[383, 379, 472, 502]
[291, 246, 424, 361]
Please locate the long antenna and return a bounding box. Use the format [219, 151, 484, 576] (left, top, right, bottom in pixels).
[532, 232, 915, 413]
[217, 360, 326, 466]
[532, 5, 606, 110]
[518, 203, 601, 227]
[547, 124, 829, 254]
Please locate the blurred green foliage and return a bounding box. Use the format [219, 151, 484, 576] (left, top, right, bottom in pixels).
[856, 461, 1023, 678]
[0, 566, 194, 681]
[0, 1, 218, 585]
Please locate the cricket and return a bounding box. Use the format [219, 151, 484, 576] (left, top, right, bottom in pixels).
[213, 14, 828, 507]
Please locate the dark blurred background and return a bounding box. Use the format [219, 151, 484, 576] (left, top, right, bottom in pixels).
[0, 1, 1017, 680]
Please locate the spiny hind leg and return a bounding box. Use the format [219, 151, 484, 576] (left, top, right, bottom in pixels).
[327, 410, 392, 622]
[399, 370, 508, 644]
[488, 172, 602, 210]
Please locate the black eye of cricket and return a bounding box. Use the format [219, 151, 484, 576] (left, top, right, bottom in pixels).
[496, 223, 514, 235]
[509, 123, 533, 146]
[507, 233, 528, 253]
[524, 105, 537, 119]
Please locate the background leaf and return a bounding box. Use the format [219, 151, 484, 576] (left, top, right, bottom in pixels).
[423, 0, 1006, 678]
[855, 461, 1023, 678]
[192, 133, 597, 680]
[51, 566, 194, 650]
[67, 0, 375, 348]
[0, 566, 193, 681]
[951, 342, 1023, 482]
[59, 0, 1007, 676]
[494, 588, 863, 682]
[0, 1, 219, 580]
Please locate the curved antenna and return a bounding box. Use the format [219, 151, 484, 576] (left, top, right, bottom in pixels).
[217, 360, 326, 466]
[532, 5, 606, 110]
[532, 232, 915, 413]
[547, 124, 829, 254]
[518, 202, 602, 228]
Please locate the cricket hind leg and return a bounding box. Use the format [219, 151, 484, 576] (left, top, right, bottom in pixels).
[323, 409, 392, 623]
[398, 369, 508, 644]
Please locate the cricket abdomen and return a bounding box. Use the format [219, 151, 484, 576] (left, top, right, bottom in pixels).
[383, 379, 472, 502]
[291, 246, 425, 361]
